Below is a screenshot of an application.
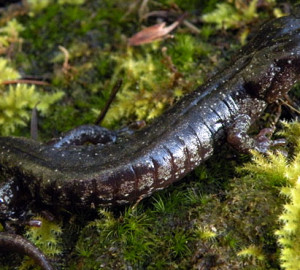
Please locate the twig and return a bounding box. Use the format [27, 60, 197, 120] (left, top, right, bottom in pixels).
[183, 20, 201, 34]
[95, 80, 123, 125]
[279, 98, 300, 115]
[1, 79, 50, 86]
[58, 45, 70, 72]
[142, 11, 200, 34]
[30, 102, 40, 141]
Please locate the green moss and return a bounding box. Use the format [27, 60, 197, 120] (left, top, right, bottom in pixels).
[238, 245, 266, 263]
[27, 0, 52, 13]
[20, 216, 62, 270]
[0, 57, 19, 82]
[168, 34, 208, 72]
[240, 121, 300, 270]
[202, 0, 260, 30]
[157, 0, 220, 12]
[0, 83, 64, 136]
[0, 18, 24, 54]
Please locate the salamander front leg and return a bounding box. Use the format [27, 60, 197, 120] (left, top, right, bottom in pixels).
[227, 114, 285, 153]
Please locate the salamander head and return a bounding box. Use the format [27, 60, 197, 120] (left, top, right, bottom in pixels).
[242, 6, 300, 103]
[264, 5, 300, 103]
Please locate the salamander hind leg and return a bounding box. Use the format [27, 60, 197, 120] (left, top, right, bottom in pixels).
[227, 114, 286, 153]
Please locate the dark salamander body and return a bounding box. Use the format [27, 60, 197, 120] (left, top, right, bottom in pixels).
[1, 8, 300, 270]
[2, 9, 300, 210]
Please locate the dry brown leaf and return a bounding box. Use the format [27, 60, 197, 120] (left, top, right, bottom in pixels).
[128, 13, 187, 46]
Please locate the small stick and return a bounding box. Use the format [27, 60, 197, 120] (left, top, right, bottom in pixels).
[30, 102, 40, 141]
[1, 79, 50, 86]
[95, 80, 123, 125]
[58, 45, 70, 72]
[279, 98, 300, 115]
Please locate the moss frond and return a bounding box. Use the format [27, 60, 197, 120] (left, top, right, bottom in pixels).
[195, 225, 217, 241]
[0, 19, 24, 54]
[102, 47, 172, 126]
[276, 176, 300, 270]
[0, 57, 19, 83]
[168, 229, 191, 258]
[279, 120, 300, 151]
[241, 121, 300, 270]
[27, 0, 52, 13]
[28, 0, 85, 14]
[19, 216, 62, 270]
[238, 245, 265, 261]
[202, 0, 259, 31]
[86, 206, 157, 266]
[202, 3, 240, 29]
[24, 216, 62, 256]
[0, 84, 64, 135]
[239, 150, 288, 186]
[58, 0, 86, 5]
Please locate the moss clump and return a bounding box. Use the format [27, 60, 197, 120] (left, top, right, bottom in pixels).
[0, 18, 24, 55]
[240, 121, 300, 270]
[202, 0, 260, 30]
[0, 57, 19, 82]
[18, 216, 62, 270]
[73, 193, 198, 269]
[0, 83, 64, 136]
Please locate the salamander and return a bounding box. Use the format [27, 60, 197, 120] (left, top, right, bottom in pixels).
[1, 7, 300, 270]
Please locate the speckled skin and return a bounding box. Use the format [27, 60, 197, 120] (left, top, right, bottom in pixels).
[1, 9, 300, 210]
[1, 9, 300, 270]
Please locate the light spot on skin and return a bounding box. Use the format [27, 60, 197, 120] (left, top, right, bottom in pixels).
[119, 179, 134, 193]
[138, 172, 154, 190]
